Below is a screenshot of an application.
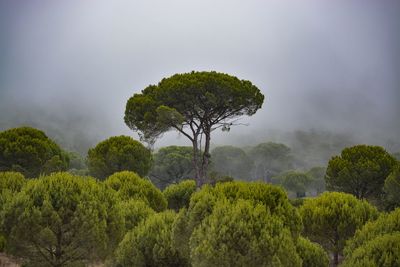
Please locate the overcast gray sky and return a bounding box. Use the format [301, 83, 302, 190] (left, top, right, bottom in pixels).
[0, 0, 399, 152]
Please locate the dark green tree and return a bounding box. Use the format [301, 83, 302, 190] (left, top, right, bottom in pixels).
[0, 127, 69, 178]
[149, 146, 194, 189]
[300, 192, 378, 266]
[87, 135, 151, 179]
[326, 145, 397, 201]
[1, 172, 125, 267]
[124, 71, 264, 187]
[248, 142, 293, 182]
[210, 146, 253, 180]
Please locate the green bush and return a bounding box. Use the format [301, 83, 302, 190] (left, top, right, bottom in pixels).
[172, 181, 302, 264]
[119, 199, 155, 232]
[163, 180, 196, 211]
[2, 172, 124, 266]
[188, 181, 301, 235]
[296, 237, 329, 267]
[115, 211, 188, 267]
[190, 199, 301, 267]
[104, 171, 167, 211]
[344, 208, 400, 254]
[0, 171, 26, 207]
[300, 192, 378, 265]
[0, 127, 69, 178]
[342, 232, 400, 267]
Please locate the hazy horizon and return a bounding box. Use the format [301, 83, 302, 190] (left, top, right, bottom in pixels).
[1, 0, 399, 153]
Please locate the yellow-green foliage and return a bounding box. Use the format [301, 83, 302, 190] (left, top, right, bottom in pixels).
[0, 127, 69, 178]
[172, 181, 302, 265]
[0, 172, 26, 252]
[300, 192, 378, 264]
[104, 171, 167, 211]
[341, 232, 400, 267]
[2, 172, 124, 267]
[163, 180, 196, 211]
[344, 208, 400, 254]
[0, 171, 26, 207]
[118, 199, 155, 232]
[115, 211, 188, 267]
[188, 181, 301, 235]
[296, 237, 329, 267]
[190, 199, 302, 267]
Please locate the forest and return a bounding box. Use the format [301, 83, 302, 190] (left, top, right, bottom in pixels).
[0, 71, 400, 267]
[1, 2, 400, 266]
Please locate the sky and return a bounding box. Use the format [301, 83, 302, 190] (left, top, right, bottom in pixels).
[0, 0, 399, 153]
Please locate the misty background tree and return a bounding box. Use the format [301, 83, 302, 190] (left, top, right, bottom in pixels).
[124, 71, 264, 187]
[210, 146, 253, 180]
[248, 142, 293, 182]
[149, 146, 194, 189]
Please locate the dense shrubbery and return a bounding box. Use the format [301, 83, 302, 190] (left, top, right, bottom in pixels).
[300, 192, 378, 265]
[344, 208, 400, 254]
[104, 171, 167, 212]
[1, 129, 398, 267]
[115, 211, 188, 267]
[1, 172, 125, 266]
[163, 180, 196, 211]
[342, 233, 400, 267]
[190, 199, 301, 267]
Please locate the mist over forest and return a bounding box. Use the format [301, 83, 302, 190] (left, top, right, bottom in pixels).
[1, 0, 399, 156]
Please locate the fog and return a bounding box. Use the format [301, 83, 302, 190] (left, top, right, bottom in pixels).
[0, 0, 399, 154]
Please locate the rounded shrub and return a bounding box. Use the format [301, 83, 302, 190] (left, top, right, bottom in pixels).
[296, 237, 329, 267]
[344, 207, 400, 254]
[2, 172, 124, 266]
[115, 211, 188, 267]
[104, 171, 167, 211]
[342, 232, 400, 267]
[163, 180, 196, 211]
[119, 199, 155, 232]
[190, 199, 301, 267]
[300, 192, 378, 265]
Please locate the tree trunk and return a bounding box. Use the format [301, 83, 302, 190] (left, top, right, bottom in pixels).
[200, 127, 211, 186]
[333, 251, 339, 266]
[333, 230, 340, 266]
[192, 139, 203, 188]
